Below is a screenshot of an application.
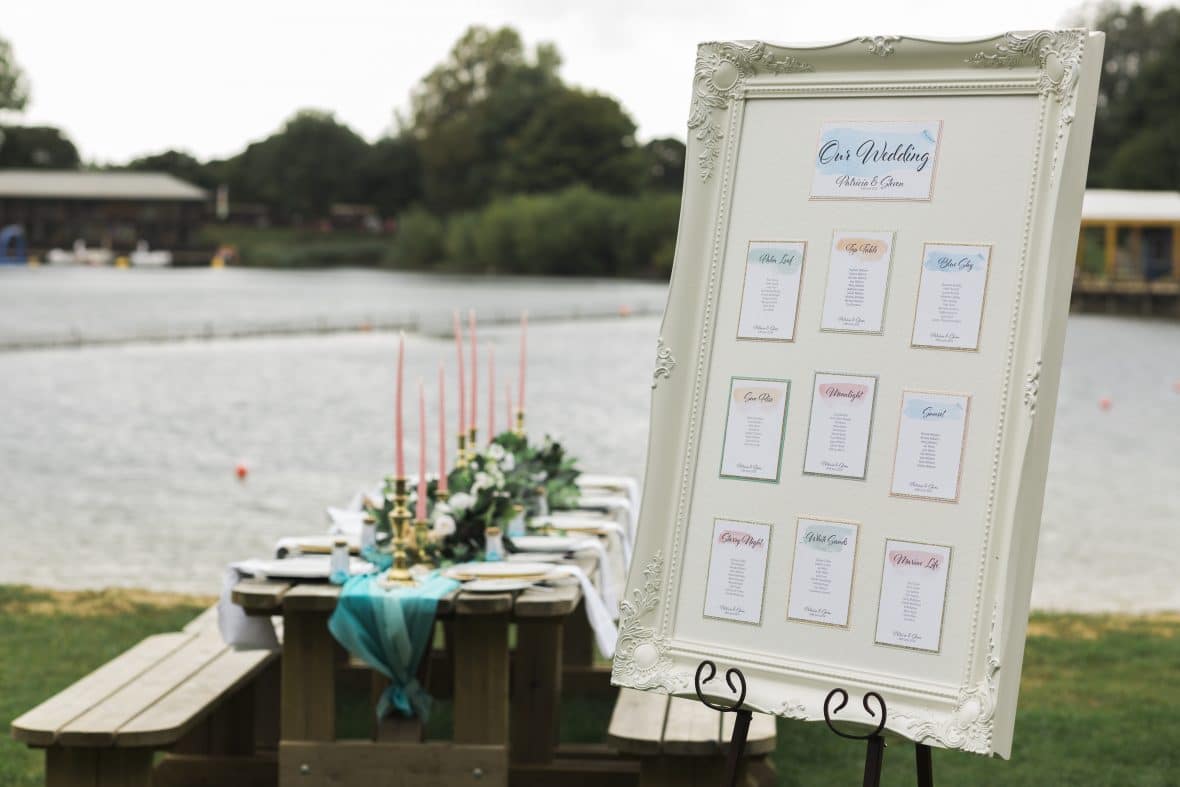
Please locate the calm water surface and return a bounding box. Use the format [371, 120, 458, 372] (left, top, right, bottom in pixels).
[0, 267, 1177, 611]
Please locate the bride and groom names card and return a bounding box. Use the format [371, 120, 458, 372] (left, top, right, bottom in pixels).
[811, 121, 942, 201]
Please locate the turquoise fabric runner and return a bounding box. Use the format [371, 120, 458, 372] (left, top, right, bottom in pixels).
[328, 570, 460, 721]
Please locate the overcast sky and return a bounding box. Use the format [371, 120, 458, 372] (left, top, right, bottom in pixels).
[0, 0, 1159, 163]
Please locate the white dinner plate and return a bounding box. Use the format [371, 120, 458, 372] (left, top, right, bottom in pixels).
[509, 536, 582, 553]
[444, 561, 555, 581]
[248, 556, 373, 580]
[461, 579, 537, 593]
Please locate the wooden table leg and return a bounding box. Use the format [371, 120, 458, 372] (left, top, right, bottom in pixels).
[511, 618, 563, 764]
[562, 600, 594, 669]
[281, 608, 336, 742]
[450, 614, 510, 745]
[46, 746, 153, 787]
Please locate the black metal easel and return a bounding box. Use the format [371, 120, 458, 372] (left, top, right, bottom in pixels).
[694, 660, 935, 787]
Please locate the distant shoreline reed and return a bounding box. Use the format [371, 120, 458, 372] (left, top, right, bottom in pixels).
[0, 305, 662, 353]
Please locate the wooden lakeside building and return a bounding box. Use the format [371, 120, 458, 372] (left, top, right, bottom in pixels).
[0, 170, 209, 264]
[1074, 189, 1180, 316]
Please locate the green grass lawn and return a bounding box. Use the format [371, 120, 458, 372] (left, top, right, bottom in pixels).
[3, 586, 1178, 786]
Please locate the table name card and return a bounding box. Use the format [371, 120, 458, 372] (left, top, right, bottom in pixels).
[875, 539, 951, 652]
[720, 377, 790, 482]
[787, 518, 858, 627]
[737, 241, 807, 341]
[703, 518, 771, 624]
[810, 121, 942, 201]
[821, 230, 894, 333]
[803, 372, 878, 479]
[890, 391, 970, 502]
[911, 243, 992, 350]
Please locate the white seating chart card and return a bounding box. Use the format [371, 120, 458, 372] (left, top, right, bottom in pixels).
[613, 32, 1104, 760]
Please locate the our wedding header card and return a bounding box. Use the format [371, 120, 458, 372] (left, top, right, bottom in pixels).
[811, 121, 942, 201]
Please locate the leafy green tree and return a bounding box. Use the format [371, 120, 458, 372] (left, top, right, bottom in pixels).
[1078, 3, 1180, 188]
[410, 26, 563, 211]
[500, 87, 643, 195]
[0, 35, 29, 111]
[638, 137, 686, 192]
[225, 109, 371, 222]
[0, 125, 79, 168]
[362, 134, 421, 218]
[123, 149, 215, 188]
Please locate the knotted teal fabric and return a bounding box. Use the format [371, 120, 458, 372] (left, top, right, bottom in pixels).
[328, 571, 459, 721]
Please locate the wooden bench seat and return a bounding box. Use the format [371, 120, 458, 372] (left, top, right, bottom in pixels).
[607, 688, 777, 787]
[11, 608, 279, 787]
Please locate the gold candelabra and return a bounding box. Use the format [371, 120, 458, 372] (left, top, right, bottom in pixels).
[515, 408, 525, 436]
[467, 426, 478, 459]
[385, 477, 416, 586]
[413, 519, 434, 569]
[456, 433, 468, 469]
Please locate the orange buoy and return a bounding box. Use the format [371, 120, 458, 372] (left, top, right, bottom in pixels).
[1098, 397, 1112, 411]
[1172, 380, 1180, 394]
[235, 461, 249, 480]
[618, 304, 633, 318]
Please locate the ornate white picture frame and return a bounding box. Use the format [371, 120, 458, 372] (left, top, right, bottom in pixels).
[612, 31, 1104, 759]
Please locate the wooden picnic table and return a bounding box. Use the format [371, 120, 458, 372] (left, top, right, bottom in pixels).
[232, 555, 635, 787]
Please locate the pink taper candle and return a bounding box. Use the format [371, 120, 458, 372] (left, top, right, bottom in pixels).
[453, 311, 465, 436]
[438, 361, 448, 494]
[519, 311, 528, 415]
[488, 345, 495, 439]
[469, 310, 478, 432]
[416, 379, 427, 521]
[395, 331, 405, 478]
[506, 383, 513, 432]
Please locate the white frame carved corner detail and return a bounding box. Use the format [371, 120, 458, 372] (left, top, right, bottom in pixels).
[611, 552, 688, 692]
[894, 604, 1002, 754]
[1023, 359, 1043, 415]
[652, 337, 676, 389]
[688, 42, 814, 182]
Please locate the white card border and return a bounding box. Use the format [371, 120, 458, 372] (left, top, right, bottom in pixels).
[819, 228, 897, 336]
[808, 119, 944, 203]
[888, 389, 973, 504]
[785, 515, 861, 630]
[701, 516, 774, 627]
[872, 538, 954, 654]
[735, 239, 808, 343]
[909, 242, 995, 352]
[801, 371, 880, 481]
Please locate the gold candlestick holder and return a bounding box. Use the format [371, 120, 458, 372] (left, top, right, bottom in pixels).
[385, 477, 416, 586]
[413, 519, 434, 569]
[467, 426, 478, 459]
[456, 433, 468, 469]
[515, 408, 525, 437]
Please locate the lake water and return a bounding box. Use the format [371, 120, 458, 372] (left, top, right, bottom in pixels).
[1, 266, 1178, 612]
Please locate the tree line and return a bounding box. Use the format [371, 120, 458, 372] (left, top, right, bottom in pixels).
[1, 6, 1179, 274]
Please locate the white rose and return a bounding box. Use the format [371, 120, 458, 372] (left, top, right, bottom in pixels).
[448, 492, 474, 512]
[431, 514, 456, 539]
[501, 453, 515, 472]
[487, 443, 505, 461]
[473, 472, 493, 493]
[433, 501, 452, 516]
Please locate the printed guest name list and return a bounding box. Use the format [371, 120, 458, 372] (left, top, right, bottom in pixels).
[704, 518, 772, 624]
[720, 378, 790, 482]
[788, 518, 858, 627]
[737, 241, 806, 341]
[875, 540, 952, 652]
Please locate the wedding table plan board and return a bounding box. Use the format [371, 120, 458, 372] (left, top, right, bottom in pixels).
[612, 32, 1103, 759]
